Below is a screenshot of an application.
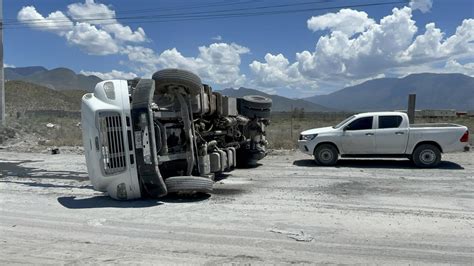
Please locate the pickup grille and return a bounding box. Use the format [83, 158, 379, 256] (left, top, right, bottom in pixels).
[98, 113, 127, 175]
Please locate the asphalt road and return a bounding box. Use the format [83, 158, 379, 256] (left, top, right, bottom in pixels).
[1, 150, 473, 264]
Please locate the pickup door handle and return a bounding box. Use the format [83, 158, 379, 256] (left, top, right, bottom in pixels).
[395, 132, 405, 135]
[365, 133, 374, 136]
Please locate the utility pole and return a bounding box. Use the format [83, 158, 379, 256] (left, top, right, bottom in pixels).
[0, 0, 4, 126]
[407, 94, 416, 124]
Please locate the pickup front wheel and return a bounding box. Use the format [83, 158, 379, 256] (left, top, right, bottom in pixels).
[314, 144, 339, 166]
[412, 144, 441, 168]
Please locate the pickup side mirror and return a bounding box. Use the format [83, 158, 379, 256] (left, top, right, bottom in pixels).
[343, 126, 349, 131]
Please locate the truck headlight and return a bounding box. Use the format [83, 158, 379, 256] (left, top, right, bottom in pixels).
[300, 134, 317, 141]
[103, 82, 116, 100]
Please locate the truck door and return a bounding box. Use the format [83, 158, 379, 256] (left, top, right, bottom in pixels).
[341, 116, 376, 154]
[375, 115, 408, 154]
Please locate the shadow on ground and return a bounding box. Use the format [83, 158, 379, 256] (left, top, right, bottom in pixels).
[57, 193, 211, 209]
[0, 180, 93, 190]
[293, 159, 464, 170]
[0, 160, 88, 181]
[57, 196, 163, 209]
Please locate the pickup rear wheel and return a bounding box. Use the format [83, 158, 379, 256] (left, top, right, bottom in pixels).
[314, 144, 339, 166]
[412, 144, 441, 168]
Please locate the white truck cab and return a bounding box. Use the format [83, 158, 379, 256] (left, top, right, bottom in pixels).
[82, 80, 142, 200]
[298, 112, 469, 168]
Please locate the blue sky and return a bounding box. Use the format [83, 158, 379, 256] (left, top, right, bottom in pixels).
[4, 0, 474, 97]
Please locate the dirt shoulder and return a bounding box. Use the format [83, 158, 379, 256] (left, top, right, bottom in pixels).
[0, 151, 473, 264]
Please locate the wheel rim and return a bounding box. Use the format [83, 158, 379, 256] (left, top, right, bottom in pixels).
[319, 149, 333, 162]
[419, 149, 436, 164]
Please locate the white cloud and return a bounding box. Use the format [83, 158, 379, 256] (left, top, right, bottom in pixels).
[17, 6, 74, 36]
[251, 5, 474, 91]
[67, 0, 147, 43]
[307, 9, 375, 36]
[157, 43, 250, 87]
[4, 63, 15, 68]
[119, 43, 250, 87]
[212, 35, 223, 41]
[400, 19, 474, 63]
[17, 0, 147, 56]
[80, 69, 138, 80]
[409, 0, 433, 13]
[249, 53, 317, 89]
[444, 59, 474, 76]
[65, 23, 119, 55]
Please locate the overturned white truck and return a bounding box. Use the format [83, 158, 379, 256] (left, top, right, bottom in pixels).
[81, 69, 272, 200]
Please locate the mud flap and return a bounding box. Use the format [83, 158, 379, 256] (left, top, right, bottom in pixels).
[131, 79, 168, 197]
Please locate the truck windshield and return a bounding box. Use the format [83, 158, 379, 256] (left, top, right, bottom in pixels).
[333, 115, 355, 129]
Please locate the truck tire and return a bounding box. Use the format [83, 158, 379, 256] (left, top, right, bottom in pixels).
[152, 69, 203, 96]
[239, 106, 271, 119]
[314, 144, 339, 166]
[241, 95, 272, 109]
[412, 144, 441, 168]
[165, 176, 214, 194]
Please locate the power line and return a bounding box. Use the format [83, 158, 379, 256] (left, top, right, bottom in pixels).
[3, 0, 408, 30]
[4, 0, 336, 25]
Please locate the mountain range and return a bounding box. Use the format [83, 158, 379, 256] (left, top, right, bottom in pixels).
[5, 66, 473, 111]
[5, 66, 101, 91]
[305, 73, 474, 111]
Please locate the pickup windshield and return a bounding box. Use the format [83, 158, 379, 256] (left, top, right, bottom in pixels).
[333, 115, 355, 129]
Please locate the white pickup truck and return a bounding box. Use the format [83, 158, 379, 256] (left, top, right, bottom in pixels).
[298, 112, 469, 168]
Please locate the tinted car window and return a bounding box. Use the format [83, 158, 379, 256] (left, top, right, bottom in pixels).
[379, 116, 403, 129]
[346, 117, 373, 131]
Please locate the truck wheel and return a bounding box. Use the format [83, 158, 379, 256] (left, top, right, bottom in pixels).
[412, 144, 441, 168]
[238, 95, 272, 119]
[314, 144, 338, 166]
[239, 106, 271, 119]
[241, 95, 272, 109]
[152, 68, 203, 96]
[165, 176, 214, 194]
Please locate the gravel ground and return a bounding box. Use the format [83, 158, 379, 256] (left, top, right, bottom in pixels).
[0, 150, 473, 264]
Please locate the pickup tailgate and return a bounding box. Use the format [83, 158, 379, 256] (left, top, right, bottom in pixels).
[407, 124, 468, 153]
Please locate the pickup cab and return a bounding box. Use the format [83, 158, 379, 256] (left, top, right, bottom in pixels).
[298, 112, 469, 168]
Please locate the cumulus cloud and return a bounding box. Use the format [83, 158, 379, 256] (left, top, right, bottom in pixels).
[409, 0, 433, 13]
[157, 43, 250, 87]
[250, 53, 317, 89]
[251, 5, 474, 91]
[16, 1, 250, 87]
[4, 63, 15, 68]
[444, 59, 474, 76]
[65, 23, 119, 55]
[17, 6, 74, 36]
[67, 0, 147, 42]
[307, 9, 375, 36]
[80, 69, 138, 80]
[17, 0, 147, 55]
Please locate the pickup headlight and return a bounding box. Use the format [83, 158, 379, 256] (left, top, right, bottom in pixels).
[300, 134, 318, 141]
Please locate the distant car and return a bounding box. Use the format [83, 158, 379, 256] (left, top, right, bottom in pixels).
[298, 112, 469, 168]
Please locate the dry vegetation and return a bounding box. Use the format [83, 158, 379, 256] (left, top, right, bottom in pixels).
[267, 112, 474, 149]
[2, 81, 472, 150]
